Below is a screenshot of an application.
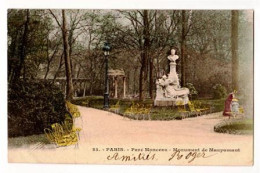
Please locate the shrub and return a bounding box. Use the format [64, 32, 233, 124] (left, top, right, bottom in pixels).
[185, 83, 198, 100]
[212, 84, 227, 99]
[198, 99, 225, 113]
[8, 80, 67, 137]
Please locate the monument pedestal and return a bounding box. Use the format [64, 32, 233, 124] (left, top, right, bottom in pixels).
[154, 100, 176, 107]
[154, 96, 189, 106]
[154, 48, 189, 106]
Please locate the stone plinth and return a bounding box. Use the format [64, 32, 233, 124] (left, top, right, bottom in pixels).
[154, 100, 176, 107]
[154, 96, 189, 106]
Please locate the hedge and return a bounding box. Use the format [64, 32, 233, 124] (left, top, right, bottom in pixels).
[8, 80, 67, 137]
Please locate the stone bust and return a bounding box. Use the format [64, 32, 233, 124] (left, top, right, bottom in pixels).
[167, 49, 179, 62]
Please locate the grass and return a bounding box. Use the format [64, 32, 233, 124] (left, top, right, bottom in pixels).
[73, 96, 181, 120]
[8, 134, 51, 149]
[72, 96, 225, 121]
[196, 98, 225, 112]
[214, 118, 253, 135]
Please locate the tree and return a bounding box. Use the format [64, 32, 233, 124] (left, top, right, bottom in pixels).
[231, 10, 239, 90]
[8, 10, 30, 82]
[178, 10, 233, 95]
[49, 9, 76, 99]
[180, 10, 187, 86]
[8, 9, 54, 82]
[67, 10, 85, 78]
[62, 10, 74, 100]
[118, 10, 180, 100]
[139, 10, 149, 100]
[179, 10, 193, 86]
[8, 9, 250, 99]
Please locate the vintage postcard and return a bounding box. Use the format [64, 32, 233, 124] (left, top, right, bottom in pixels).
[7, 9, 253, 166]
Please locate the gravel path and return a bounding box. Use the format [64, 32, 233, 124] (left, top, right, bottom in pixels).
[78, 107, 251, 145]
[8, 106, 253, 165]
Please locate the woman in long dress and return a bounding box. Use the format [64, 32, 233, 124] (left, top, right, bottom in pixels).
[223, 90, 237, 116]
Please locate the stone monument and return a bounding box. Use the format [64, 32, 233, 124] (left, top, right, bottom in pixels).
[154, 48, 190, 106]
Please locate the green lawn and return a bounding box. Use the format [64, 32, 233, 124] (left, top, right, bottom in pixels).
[72, 96, 225, 120]
[214, 118, 253, 135]
[8, 134, 51, 149]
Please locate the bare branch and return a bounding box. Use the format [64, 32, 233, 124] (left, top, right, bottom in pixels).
[49, 9, 62, 29]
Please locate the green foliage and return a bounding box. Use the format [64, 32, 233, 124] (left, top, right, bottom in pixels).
[8, 80, 67, 137]
[150, 108, 182, 120]
[8, 10, 55, 81]
[185, 83, 198, 99]
[72, 97, 223, 120]
[214, 119, 253, 135]
[7, 10, 252, 98]
[198, 99, 225, 113]
[212, 84, 227, 99]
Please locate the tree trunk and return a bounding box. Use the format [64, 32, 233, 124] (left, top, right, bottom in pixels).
[148, 11, 153, 99]
[8, 31, 18, 82]
[62, 10, 74, 100]
[149, 57, 153, 99]
[139, 52, 146, 101]
[52, 52, 64, 83]
[44, 36, 50, 79]
[139, 10, 149, 101]
[133, 67, 137, 95]
[69, 30, 74, 78]
[181, 10, 187, 87]
[13, 9, 30, 82]
[231, 10, 239, 91]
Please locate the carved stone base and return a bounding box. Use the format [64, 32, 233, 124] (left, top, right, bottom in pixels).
[154, 96, 189, 106]
[154, 100, 176, 106]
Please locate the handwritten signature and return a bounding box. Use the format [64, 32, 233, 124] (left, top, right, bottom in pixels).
[168, 150, 217, 163]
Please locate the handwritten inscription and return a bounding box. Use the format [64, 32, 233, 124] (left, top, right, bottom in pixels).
[107, 152, 156, 162]
[106, 151, 217, 163]
[91, 147, 238, 163]
[168, 150, 217, 163]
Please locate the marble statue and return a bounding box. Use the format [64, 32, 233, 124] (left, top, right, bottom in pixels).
[155, 78, 165, 99]
[167, 49, 179, 62]
[154, 48, 190, 106]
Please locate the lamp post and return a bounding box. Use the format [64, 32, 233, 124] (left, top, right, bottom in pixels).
[103, 42, 111, 109]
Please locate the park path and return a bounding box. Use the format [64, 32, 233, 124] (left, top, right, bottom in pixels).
[8, 106, 253, 165]
[76, 106, 251, 145]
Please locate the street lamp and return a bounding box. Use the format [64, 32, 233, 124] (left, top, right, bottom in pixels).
[103, 42, 111, 109]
